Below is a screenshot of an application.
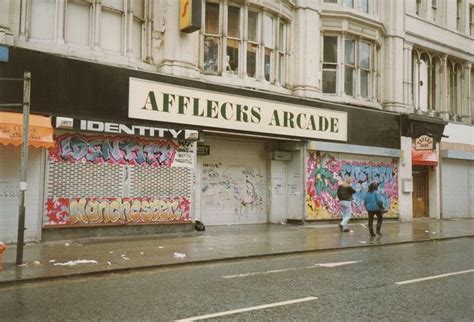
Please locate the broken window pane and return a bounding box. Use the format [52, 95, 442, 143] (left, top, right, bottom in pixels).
[204, 36, 219, 73]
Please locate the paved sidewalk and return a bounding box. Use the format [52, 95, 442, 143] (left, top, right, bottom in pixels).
[0, 219, 473, 285]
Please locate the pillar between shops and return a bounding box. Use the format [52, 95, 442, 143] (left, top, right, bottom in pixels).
[398, 136, 413, 221]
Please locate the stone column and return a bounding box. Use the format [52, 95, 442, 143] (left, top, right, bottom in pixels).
[403, 43, 413, 107]
[93, 0, 102, 50]
[428, 62, 433, 114]
[439, 54, 449, 121]
[127, 0, 134, 58]
[461, 63, 471, 123]
[413, 56, 420, 111]
[145, 0, 153, 63]
[291, 1, 320, 98]
[19, 0, 27, 41]
[381, 0, 406, 112]
[55, 0, 65, 44]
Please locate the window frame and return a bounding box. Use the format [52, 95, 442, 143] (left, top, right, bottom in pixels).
[322, 34, 376, 101]
[201, 1, 289, 87]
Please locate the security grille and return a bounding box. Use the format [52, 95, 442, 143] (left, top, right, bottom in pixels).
[129, 166, 191, 199]
[47, 161, 124, 197]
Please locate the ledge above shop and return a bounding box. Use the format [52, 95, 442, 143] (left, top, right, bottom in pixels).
[306, 141, 400, 158]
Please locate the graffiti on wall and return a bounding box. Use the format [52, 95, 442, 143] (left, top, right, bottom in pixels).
[202, 163, 265, 221]
[306, 151, 398, 219]
[49, 134, 178, 167]
[45, 196, 190, 225]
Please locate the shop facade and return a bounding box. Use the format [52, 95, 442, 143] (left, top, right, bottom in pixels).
[1, 47, 404, 240]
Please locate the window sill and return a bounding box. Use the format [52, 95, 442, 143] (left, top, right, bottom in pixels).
[320, 94, 382, 109]
[200, 73, 292, 95]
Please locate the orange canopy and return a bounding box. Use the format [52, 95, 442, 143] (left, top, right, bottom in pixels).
[0, 111, 54, 148]
[412, 149, 438, 166]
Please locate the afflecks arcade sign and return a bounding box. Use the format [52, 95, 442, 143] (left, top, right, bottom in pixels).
[128, 78, 348, 141]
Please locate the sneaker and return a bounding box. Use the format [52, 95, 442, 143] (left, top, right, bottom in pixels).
[343, 229, 350, 232]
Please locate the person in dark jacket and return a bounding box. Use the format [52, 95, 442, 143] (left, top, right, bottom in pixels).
[337, 180, 356, 232]
[364, 182, 385, 237]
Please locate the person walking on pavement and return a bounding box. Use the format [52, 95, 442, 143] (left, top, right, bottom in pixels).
[364, 182, 385, 237]
[337, 180, 356, 233]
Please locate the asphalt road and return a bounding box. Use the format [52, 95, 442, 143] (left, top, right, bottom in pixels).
[0, 238, 473, 321]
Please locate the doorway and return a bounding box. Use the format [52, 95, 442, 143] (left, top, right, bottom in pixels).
[413, 167, 429, 218]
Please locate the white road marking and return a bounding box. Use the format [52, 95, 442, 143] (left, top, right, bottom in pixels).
[175, 296, 318, 321]
[395, 269, 474, 285]
[222, 261, 360, 278]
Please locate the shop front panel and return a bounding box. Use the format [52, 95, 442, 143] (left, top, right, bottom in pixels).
[44, 134, 194, 226]
[200, 138, 267, 225]
[306, 151, 399, 220]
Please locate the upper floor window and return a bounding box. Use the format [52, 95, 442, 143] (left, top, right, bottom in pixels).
[470, 5, 474, 35]
[28, 0, 149, 61]
[416, 0, 422, 16]
[322, 35, 376, 100]
[324, 0, 372, 15]
[202, 1, 289, 86]
[456, 0, 462, 32]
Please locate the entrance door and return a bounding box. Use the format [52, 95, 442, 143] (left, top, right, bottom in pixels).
[413, 169, 429, 218]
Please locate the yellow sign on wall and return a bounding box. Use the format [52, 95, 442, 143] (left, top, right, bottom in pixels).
[179, 0, 201, 33]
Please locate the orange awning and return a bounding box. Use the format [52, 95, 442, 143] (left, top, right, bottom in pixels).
[412, 149, 438, 166]
[0, 111, 54, 148]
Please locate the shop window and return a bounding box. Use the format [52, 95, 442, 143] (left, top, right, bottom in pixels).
[201, 1, 289, 86]
[322, 35, 376, 100]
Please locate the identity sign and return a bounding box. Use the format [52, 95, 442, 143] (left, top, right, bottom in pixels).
[128, 78, 348, 141]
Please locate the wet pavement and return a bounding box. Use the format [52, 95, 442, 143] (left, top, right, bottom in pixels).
[0, 219, 472, 284]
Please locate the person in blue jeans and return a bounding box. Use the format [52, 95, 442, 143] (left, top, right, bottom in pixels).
[364, 182, 385, 237]
[337, 180, 356, 232]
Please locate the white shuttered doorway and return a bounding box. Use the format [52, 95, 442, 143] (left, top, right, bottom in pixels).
[199, 137, 268, 225]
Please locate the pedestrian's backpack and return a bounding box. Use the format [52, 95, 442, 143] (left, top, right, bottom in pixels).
[337, 186, 343, 200]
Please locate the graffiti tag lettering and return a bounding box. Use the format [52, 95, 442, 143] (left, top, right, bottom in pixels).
[50, 134, 178, 167]
[45, 197, 190, 225]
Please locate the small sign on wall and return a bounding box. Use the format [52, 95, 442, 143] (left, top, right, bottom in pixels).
[197, 144, 210, 156]
[415, 135, 434, 150]
[402, 178, 413, 193]
[179, 0, 201, 33]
